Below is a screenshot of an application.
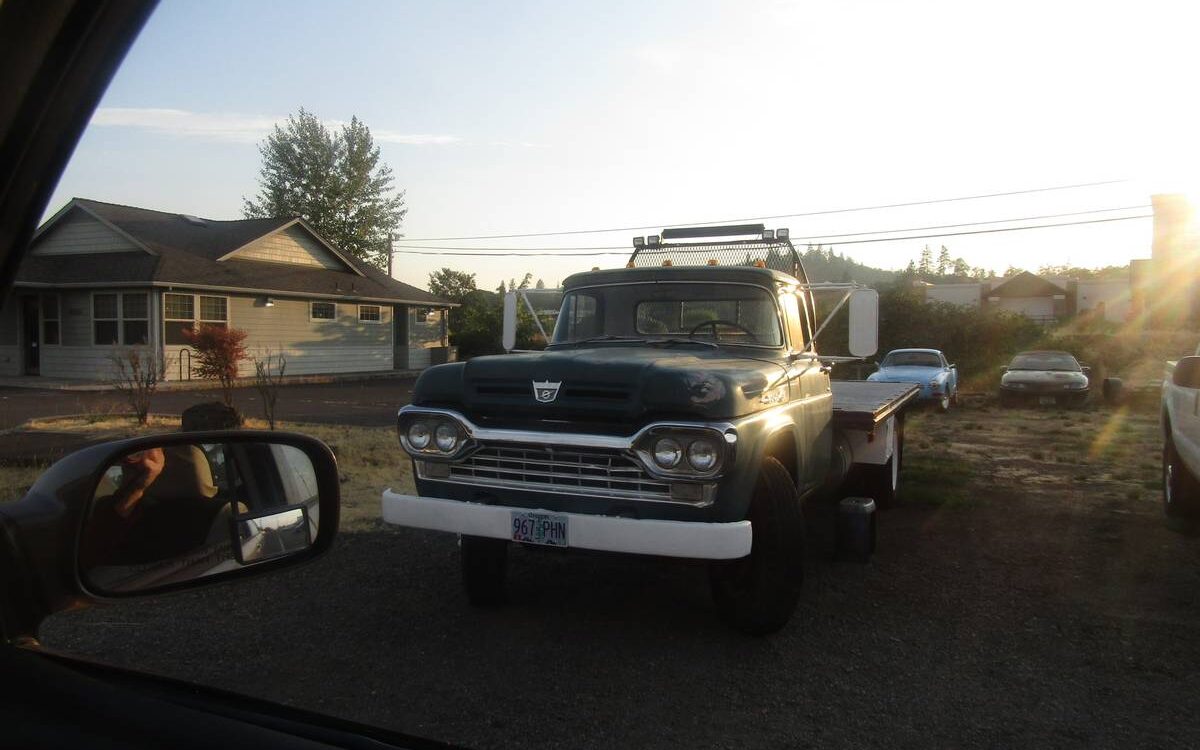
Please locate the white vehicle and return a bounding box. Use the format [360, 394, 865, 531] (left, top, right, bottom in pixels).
[1163, 348, 1200, 520]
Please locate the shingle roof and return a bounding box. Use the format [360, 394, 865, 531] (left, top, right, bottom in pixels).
[20, 199, 449, 306]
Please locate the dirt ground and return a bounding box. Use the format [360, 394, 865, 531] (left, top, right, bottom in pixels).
[37, 397, 1200, 749]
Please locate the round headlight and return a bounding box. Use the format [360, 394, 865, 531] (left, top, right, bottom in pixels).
[435, 422, 459, 452]
[653, 437, 683, 468]
[407, 421, 432, 450]
[687, 438, 719, 472]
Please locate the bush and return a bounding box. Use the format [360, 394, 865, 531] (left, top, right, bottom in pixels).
[183, 325, 248, 407]
[110, 349, 168, 426]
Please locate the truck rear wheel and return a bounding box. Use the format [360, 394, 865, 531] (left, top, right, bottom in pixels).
[1163, 434, 1200, 520]
[461, 535, 508, 606]
[709, 457, 804, 636]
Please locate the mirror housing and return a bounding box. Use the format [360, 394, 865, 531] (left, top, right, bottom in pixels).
[0, 431, 339, 639]
[1173, 356, 1200, 389]
[502, 291, 517, 352]
[847, 288, 879, 358]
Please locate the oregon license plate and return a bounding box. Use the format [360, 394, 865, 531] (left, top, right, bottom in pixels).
[511, 511, 569, 547]
[1038, 396, 1056, 405]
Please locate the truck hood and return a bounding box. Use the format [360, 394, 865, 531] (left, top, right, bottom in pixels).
[869, 366, 943, 383]
[412, 346, 789, 427]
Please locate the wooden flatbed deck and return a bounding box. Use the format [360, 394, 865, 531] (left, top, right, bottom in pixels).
[831, 381, 920, 432]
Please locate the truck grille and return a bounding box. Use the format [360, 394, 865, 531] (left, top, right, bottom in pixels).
[444, 444, 672, 501]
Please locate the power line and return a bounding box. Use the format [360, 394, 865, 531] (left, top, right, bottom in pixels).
[394, 178, 1129, 242]
[390, 205, 1150, 252]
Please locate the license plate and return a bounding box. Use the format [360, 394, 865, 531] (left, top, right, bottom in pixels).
[511, 511, 569, 547]
[1038, 396, 1056, 405]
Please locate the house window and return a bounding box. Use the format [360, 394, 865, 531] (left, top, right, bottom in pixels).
[163, 293, 230, 344]
[122, 293, 149, 345]
[358, 304, 381, 323]
[310, 301, 336, 321]
[94, 292, 151, 346]
[41, 294, 59, 346]
[199, 296, 228, 329]
[93, 293, 119, 345]
[163, 293, 194, 345]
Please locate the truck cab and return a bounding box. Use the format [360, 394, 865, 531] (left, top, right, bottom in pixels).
[383, 225, 916, 634]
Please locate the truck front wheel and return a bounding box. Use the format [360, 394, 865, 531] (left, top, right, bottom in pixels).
[1163, 434, 1200, 520]
[709, 457, 805, 635]
[461, 535, 508, 606]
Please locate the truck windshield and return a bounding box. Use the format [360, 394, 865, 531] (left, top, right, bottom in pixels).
[552, 283, 783, 347]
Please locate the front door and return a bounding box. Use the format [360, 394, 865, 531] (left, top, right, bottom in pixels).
[21, 296, 39, 375]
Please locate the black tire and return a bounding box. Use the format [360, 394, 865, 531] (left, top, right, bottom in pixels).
[461, 535, 508, 606]
[859, 421, 900, 508]
[709, 457, 805, 636]
[1163, 433, 1200, 520]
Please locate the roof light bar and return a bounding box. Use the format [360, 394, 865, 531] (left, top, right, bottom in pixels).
[661, 224, 765, 240]
[762, 229, 775, 240]
[632, 236, 645, 248]
[647, 235, 661, 246]
[777, 228, 789, 239]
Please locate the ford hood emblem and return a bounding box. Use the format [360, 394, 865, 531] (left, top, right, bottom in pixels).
[533, 380, 562, 403]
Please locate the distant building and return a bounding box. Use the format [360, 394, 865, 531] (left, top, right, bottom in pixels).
[922, 270, 1130, 325]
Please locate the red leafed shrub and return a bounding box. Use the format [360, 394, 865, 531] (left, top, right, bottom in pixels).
[183, 325, 248, 407]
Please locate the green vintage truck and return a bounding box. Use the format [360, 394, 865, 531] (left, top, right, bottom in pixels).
[383, 225, 917, 633]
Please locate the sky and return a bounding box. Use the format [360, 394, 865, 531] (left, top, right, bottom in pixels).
[46, 0, 1200, 292]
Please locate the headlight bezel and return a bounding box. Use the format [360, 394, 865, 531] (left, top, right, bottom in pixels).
[634, 426, 729, 480]
[398, 412, 471, 459]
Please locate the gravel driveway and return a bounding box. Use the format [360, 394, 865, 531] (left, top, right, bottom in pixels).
[39, 402, 1200, 749]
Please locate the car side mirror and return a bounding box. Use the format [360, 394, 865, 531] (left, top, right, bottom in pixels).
[0, 431, 339, 635]
[1081, 366, 1092, 375]
[1173, 356, 1200, 389]
[1001, 365, 1008, 372]
[949, 363, 956, 369]
[76, 433, 339, 597]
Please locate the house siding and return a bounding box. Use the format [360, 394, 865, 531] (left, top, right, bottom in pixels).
[32, 210, 140, 255]
[164, 293, 394, 380]
[0, 296, 19, 376]
[228, 225, 344, 269]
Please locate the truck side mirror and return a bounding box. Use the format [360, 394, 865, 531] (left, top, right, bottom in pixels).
[1173, 356, 1200, 389]
[847, 288, 878, 358]
[502, 292, 517, 352]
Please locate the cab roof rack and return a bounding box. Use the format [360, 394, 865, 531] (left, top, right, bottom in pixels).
[628, 224, 803, 280]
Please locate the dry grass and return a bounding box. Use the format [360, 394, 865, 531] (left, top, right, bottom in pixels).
[2, 415, 415, 530]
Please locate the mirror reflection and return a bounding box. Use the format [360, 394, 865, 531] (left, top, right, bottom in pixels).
[81, 441, 320, 594]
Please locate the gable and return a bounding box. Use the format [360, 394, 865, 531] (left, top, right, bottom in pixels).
[227, 224, 348, 270]
[989, 272, 1066, 298]
[32, 208, 141, 256]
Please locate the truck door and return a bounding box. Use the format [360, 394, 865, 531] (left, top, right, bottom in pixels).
[782, 291, 832, 493]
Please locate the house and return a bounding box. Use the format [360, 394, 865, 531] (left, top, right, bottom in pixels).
[923, 270, 1133, 325]
[0, 198, 454, 381]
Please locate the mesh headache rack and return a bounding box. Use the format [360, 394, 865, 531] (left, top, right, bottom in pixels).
[627, 224, 803, 280]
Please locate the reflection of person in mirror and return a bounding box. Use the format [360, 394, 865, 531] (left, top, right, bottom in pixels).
[82, 444, 228, 570]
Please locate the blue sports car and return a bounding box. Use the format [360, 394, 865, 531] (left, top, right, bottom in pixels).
[867, 348, 959, 411]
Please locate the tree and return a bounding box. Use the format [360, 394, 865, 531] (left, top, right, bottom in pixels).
[951, 257, 971, 278]
[936, 246, 952, 276]
[429, 268, 477, 337]
[244, 109, 406, 270]
[252, 350, 287, 430]
[917, 246, 933, 277]
[183, 326, 249, 408]
[535, 278, 546, 289]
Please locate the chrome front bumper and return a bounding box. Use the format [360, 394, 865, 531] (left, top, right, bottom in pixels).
[381, 490, 752, 560]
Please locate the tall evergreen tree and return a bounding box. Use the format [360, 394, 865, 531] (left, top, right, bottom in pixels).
[244, 109, 407, 271]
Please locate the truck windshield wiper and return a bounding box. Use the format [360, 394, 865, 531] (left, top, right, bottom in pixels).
[572, 335, 647, 345]
[647, 337, 719, 350]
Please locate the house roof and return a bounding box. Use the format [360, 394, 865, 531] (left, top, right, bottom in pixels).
[988, 271, 1066, 298]
[19, 199, 450, 306]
